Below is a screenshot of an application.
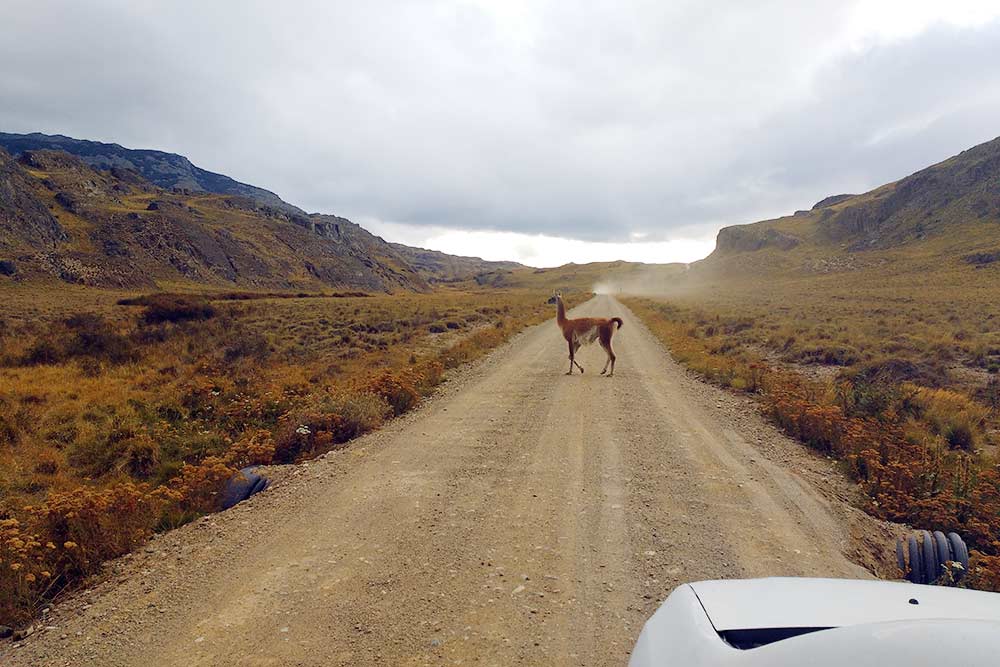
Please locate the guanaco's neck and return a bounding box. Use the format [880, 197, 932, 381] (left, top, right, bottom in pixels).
[556, 296, 566, 324]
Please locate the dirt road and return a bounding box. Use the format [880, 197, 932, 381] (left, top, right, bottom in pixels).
[6, 296, 896, 666]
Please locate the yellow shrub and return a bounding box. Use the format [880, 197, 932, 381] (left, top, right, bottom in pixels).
[911, 386, 990, 451]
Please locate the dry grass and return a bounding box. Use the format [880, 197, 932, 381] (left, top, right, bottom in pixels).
[624, 257, 1000, 589]
[0, 284, 578, 624]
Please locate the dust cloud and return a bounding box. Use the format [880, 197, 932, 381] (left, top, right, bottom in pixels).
[591, 263, 698, 298]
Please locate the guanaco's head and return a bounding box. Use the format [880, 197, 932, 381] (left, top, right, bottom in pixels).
[546, 292, 562, 305]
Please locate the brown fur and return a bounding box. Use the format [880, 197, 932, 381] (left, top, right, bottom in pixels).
[551, 294, 622, 376]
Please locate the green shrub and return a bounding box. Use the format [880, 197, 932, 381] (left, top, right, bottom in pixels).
[22, 338, 63, 365]
[20, 314, 136, 366]
[273, 392, 392, 463]
[789, 344, 860, 366]
[64, 313, 136, 364]
[223, 329, 269, 362]
[120, 293, 216, 325]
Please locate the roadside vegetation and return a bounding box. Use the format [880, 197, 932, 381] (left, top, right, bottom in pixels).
[0, 285, 581, 625]
[624, 261, 1000, 589]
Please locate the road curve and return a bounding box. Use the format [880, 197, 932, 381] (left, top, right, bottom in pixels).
[5, 296, 888, 667]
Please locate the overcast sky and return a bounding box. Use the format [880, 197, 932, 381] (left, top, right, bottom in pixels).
[3, 1, 1000, 266]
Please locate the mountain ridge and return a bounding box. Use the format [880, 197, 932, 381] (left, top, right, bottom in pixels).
[702, 134, 1000, 270]
[0, 147, 429, 290]
[389, 242, 522, 283]
[0, 132, 304, 216]
[0, 132, 521, 290]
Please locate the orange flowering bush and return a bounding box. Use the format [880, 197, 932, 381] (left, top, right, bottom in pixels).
[365, 370, 420, 416]
[2, 483, 165, 625]
[224, 428, 277, 468]
[438, 326, 507, 369]
[967, 550, 1000, 591]
[162, 457, 238, 521]
[1, 518, 52, 625]
[414, 359, 445, 392]
[27, 483, 165, 571]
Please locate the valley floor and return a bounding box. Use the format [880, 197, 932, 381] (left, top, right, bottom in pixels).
[3, 297, 900, 666]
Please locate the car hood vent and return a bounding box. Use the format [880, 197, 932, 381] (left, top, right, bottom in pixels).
[718, 626, 831, 650]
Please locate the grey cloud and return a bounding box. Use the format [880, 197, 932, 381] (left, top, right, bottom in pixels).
[1, 1, 998, 244]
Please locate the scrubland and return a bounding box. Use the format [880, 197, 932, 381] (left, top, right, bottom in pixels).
[624, 259, 1000, 588]
[0, 284, 580, 624]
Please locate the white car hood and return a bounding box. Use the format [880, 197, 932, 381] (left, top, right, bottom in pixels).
[689, 577, 1000, 631]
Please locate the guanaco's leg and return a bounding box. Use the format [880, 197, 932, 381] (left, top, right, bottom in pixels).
[600, 341, 612, 375]
[566, 339, 575, 375]
[599, 328, 616, 377]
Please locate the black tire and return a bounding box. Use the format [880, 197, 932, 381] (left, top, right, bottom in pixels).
[220, 466, 268, 510]
[948, 532, 970, 572]
[921, 530, 938, 584]
[933, 531, 952, 568]
[249, 476, 269, 497]
[908, 535, 923, 584]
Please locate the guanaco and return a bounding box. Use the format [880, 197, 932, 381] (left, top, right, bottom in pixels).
[548, 293, 623, 376]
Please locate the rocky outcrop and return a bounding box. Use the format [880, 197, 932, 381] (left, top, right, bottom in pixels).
[812, 194, 855, 209]
[0, 148, 66, 252]
[820, 136, 1000, 249]
[963, 251, 1000, 266]
[291, 213, 350, 240]
[714, 225, 801, 254]
[391, 243, 522, 282]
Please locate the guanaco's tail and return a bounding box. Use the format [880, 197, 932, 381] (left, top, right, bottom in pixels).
[611, 317, 623, 330]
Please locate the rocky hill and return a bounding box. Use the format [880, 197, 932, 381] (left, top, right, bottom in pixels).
[0, 147, 426, 291]
[0, 132, 302, 215]
[0, 149, 66, 253]
[819, 136, 1000, 249]
[390, 243, 522, 282]
[701, 134, 1000, 271]
[0, 132, 531, 290]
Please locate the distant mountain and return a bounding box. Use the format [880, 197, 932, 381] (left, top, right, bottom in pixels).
[0, 147, 426, 291]
[390, 243, 522, 282]
[0, 132, 303, 216]
[703, 134, 1000, 272]
[0, 131, 536, 291]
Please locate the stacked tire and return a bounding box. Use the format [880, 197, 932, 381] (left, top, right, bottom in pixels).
[896, 530, 969, 585]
